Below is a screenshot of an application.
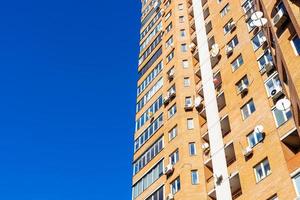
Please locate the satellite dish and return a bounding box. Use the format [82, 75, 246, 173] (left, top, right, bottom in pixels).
[211, 44, 220, 57]
[251, 11, 264, 20]
[251, 18, 268, 27]
[254, 125, 264, 133]
[194, 96, 203, 107]
[275, 98, 291, 111]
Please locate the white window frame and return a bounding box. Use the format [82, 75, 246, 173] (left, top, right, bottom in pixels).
[170, 177, 181, 194]
[272, 106, 292, 127]
[291, 35, 300, 56]
[189, 142, 197, 156]
[241, 99, 256, 120]
[254, 158, 271, 182]
[187, 118, 194, 130]
[169, 149, 179, 165]
[264, 72, 281, 97]
[169, 125, 177, 141]
[191, 170, 199, 185]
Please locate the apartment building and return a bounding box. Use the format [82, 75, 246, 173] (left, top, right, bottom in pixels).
[131, 0, 300, 199]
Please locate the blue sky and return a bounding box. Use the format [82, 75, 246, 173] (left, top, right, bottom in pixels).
[0, 0, 140, 199]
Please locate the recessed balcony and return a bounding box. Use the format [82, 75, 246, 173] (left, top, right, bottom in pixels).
[229, 172, 242, 199]
[224, 142, 236, 166]
[217, 91, 226, 112]
[221, 115, 231, 137]
[207, 172, 242, 200]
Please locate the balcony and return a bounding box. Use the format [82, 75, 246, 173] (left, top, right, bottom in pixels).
[224, 142, 236, 166]
[194, 64, 201, 83]
[193, 47, 199, 61]
[207, 172, 242, 200]
[190, 18, 195, 31]
[217, 91, 226, 112]
[213, 71, 222, 91]
[188, 5, 194, 17]
[221, 115, 231, 137]
[229, 172, 242, 199]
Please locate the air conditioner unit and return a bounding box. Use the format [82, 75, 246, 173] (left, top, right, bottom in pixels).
[273, 8, 287, 28]
[230, 21, 236, 32]
[202, 142, 210, 152]
[214, 174, 223, 185]
[169, 89, 176, 98]
[264, 61, 274, 73]
[243, 146, 253, 157]
[294, 197, 300, 200]
[164, 163, 174, 175]
[163, 95, 170, 105]
[238, 83, 248, 95]
[184, 103, 193, 111]
[153, 1, 159, 9]
[160, 8, 165, 16]
[166, 193, 174, 200]
[226, 46, 233, 56]
[270, 86, 283, 100]
[168, 70, 175, 80]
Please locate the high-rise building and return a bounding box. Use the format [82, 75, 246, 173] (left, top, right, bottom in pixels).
[131, 0, 300, 199]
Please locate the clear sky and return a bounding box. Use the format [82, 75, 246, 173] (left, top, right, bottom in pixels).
[0, 0, 140, 199]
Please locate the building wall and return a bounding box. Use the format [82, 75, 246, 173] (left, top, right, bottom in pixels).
[132, 0, 300, 199]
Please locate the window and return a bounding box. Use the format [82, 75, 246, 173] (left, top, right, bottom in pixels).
[267, 194, 279, 200]
[132, 160, 164, 199]
[242, 0, 254, 13]
[272, 106, 292, 127]
[231, 54, 244, 71]
[179, 16, 185, 23]
[182, 60, 189, 68]
[137, 61, 163, 96]
[185, 96, 193, 107]
[236, 75, 249, 93]
[220, 3, 230, 17]
[165, 11, 172, 21]
[258, 49, 273, 71]
[133, 137, 164, 175]
[292, 172, 300, 196]
[227, 36, 239, 49]
[291, 35, 300, 56]
[170, 177, 181, 194]
[254, 158, 271, 182]
[140, 22, 162, 52]
[178, 3, 183, 10]
[167, 51, 174, 62]
[184, 77, 190, 87]
[181, 43, 188, 52]
[166, 36, 174, 48]
[191, 170, 199, 185]
[251, 31, 266, 51]
[145, 186, 164, 200]
[246, 18, 255, 32]
[223, 19, 234, 35]
[168, 104, 177, 119]
[169, 125, 177, 141]
[247, 130, 264, 147]
[135, 95, 163, 131]
[241, 99, 256, 120]
[169, 149, 179, 165]
[180, 29, 186, 37]
[165, 0, 171, 8]
[264, 73, 281, 97]
[166, 22, 173, 33]
[136, 78, 163, 112]
[134, 114, 163, 152]
[189, 142, 197, 156]
[187, 118, 194, 129]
